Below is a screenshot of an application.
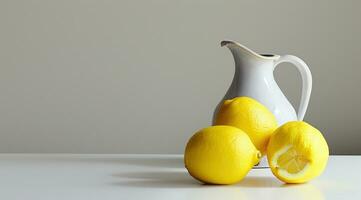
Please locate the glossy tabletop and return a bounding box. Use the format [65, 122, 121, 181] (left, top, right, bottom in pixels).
[0, 154, 359, 200]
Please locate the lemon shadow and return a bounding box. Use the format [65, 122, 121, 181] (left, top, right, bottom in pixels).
[111, 171, 201, 188]
[66, 155, 184, 168]
[111, 172, 284, 189]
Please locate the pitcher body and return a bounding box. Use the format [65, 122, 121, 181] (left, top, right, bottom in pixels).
[213, 41, 312, 126]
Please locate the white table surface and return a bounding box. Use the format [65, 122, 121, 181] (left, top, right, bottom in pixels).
[0, 154, 359, 200]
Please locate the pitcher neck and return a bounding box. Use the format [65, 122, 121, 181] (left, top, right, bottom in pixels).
[235, 60, 274, 74]
[221, 40, 280, 76]
[221, 40, 280, 65]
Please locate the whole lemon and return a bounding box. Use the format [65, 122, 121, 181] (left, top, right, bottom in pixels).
[214, 97, 278, 155]
[267, 121, 329, 183]
[184, 125, 261, 184]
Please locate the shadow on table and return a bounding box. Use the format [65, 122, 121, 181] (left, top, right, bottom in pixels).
[111, 171, 283, 189]
[111, 167, 324, 200]
[71, 156, 184, 168]
[238, 176, 283, 188]
[111, 171, 201, 188]
[113, 156, 184, 168]
[21, 155, 184, 169]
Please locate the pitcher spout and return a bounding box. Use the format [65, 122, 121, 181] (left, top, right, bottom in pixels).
[221, 40, 280, 60]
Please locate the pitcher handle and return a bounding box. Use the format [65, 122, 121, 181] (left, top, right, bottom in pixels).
[274, 55, 312, 120]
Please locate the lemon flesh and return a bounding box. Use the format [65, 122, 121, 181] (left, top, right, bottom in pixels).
[267, 121, 329, 183]
[214, 97, 278, 155]
[184, 125, 261, 185]
[277, 146, 309, 174]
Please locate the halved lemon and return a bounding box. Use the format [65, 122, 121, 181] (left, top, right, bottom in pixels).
[267, 121, 329, 183]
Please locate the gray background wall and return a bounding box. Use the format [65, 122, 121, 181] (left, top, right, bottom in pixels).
[0, 0, 360, 154]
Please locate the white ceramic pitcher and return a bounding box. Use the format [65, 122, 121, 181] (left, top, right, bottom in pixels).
[212, 41, 312, 167]
[213, 40, 312, 126]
